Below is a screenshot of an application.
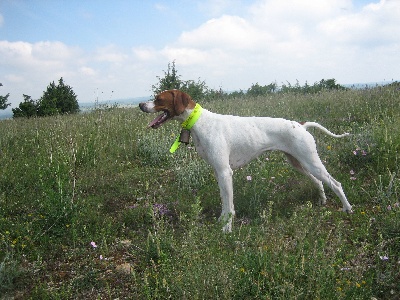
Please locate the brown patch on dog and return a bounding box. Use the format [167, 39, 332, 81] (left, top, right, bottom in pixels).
[154, 90, 195, 117]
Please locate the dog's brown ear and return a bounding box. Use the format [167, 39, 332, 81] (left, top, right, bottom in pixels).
[172, 90, 191, 116]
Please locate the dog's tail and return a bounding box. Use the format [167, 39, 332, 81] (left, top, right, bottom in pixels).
[301, 122, 350, 138]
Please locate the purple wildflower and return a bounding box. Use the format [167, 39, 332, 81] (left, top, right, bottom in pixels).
[153, 203, 170, 216]
[380, 255, 389, 261]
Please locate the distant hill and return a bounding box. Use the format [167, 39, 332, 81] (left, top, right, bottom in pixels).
[80, 96, 150, 109]
[343, 81, 395, 89]
[0, 108, 12, 120]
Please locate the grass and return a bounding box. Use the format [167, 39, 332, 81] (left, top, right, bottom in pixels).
[0, 85, 399, 299]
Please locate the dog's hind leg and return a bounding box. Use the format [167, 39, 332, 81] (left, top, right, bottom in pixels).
[288, 153, 353, 213]
[285, 153, 327, 205]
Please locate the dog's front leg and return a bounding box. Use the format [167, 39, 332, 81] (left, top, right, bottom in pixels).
[215, 167, 235, 233]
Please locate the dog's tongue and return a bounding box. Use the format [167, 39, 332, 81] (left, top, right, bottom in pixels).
[148, 113, 167, 128]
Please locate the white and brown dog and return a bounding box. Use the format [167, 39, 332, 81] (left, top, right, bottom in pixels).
[139, 90, 352, 232]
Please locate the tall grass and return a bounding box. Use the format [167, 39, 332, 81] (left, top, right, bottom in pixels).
[0, 86, 399, 299]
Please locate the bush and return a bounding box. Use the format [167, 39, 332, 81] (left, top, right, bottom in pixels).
[12, 78, 79, 118]
[37, 77, 79, 116]
[12, 94, 37, 118]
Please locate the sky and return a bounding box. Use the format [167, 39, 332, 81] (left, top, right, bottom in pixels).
[1, 0, 399, 108]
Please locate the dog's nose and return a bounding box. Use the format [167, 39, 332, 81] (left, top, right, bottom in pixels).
[139, 102, 146, 111]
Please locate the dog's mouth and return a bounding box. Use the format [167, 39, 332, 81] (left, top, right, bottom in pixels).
[148, 111, 170, 129]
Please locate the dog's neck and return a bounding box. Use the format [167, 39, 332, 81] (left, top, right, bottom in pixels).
[169, 103, 203, 153]
[180, 103, 203, 130]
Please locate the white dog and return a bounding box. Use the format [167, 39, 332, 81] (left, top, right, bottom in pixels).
[139, 90, 353, 232]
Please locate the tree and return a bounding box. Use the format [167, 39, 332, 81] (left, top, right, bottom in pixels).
[152, 61, 209, 100]
[12, 95, 37, 118]
[152, 61, 183, 95]
[247, 82, 277, 97]
[0, 93, 11, 110]
[37, 77, 79, 116]
[316, 78, 347, 91]
[180, 78, 208, 100]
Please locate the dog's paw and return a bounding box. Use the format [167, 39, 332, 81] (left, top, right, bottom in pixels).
[219, 212, 234, 233]
[342, 206, 353, 214]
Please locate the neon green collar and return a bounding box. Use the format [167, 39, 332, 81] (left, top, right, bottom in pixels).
[170, 103, 203, 153]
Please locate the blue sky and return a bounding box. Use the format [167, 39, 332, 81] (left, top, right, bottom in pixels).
[1, 0, 399, 108]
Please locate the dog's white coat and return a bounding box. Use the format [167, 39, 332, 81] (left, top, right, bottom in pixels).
[141, 99, 352, 232]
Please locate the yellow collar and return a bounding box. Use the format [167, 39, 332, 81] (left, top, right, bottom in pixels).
[170, 103, 203, 153]
[180, 103, 203, 130]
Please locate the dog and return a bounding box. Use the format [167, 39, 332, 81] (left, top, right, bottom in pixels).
[139, 90, 352, 232]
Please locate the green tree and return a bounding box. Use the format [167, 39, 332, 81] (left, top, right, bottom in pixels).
[316, 78, 347, 91]
[37, 77, 79, 116]
[247, 82, 277, 97]
[0, 93, 11, 110]
[181, 78, 208, 100]
[152, 61, 183, 95]
[152, 61, 209, 100]
[12, 95, 37, 118]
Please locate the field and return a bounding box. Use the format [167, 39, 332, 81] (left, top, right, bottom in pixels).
[0, 85, 399, 299]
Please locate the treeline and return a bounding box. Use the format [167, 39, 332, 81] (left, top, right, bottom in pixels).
[153, 61, 348, 101]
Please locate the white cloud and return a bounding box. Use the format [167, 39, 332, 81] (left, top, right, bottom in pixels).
[94, 45, 128, 63]
[319, 0, 400, 46]
[177, 15, 268, 51]
[158, 0, 400, 89]
[0, 39, 153, 105]
[0, 41, 33, 67]
[79, 66, 97, 76]
[0, 40, 81, 71]
[132, 46, 159, 61]
[0, 41, 82, 102]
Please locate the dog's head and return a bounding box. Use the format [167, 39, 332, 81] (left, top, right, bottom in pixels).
[139, 90, 195, 129]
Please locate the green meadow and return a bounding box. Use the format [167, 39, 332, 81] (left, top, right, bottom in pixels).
[0, 85, 399, 299]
